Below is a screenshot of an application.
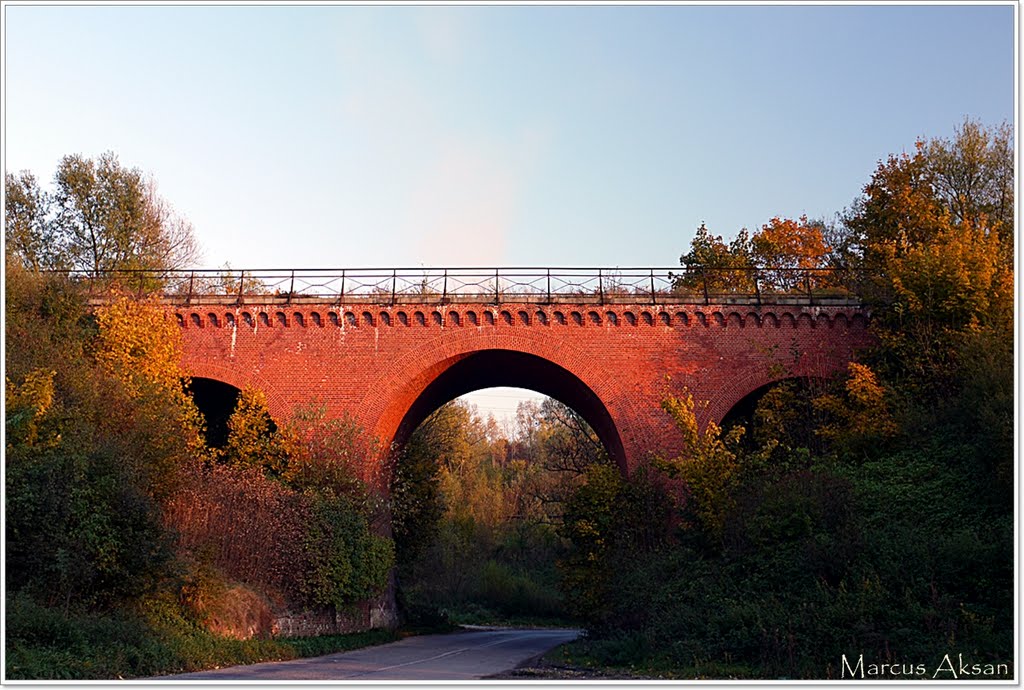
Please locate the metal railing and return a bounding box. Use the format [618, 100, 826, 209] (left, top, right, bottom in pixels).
[55, 266, 869, 307]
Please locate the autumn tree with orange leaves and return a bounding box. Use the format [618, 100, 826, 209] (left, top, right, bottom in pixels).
[750, 215, 831, 291]
[840, 118, 1013, 482]
[675, 216, 834, 295]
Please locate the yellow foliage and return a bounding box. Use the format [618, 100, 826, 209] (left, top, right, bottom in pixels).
[814, 363, 897, 450]
[845, 363, 889, 409]
[850, 121, 1012, 400]
[222, 387, 293, 475]
[94, 296, 206, 455]
[94, 297, 186, 400]
[869, 212, 1011, 395]
[658, 391, 743, 539]
[5, 368, 57, 447]
[884, 217, 1007, 327]
[438, 460, 516, 528]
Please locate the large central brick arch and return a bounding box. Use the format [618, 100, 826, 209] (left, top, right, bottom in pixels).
[360, 331, 635, 471]
[173, 301, 874, 476]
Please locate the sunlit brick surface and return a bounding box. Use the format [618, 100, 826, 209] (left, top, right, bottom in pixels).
[174, 302, 873, 474]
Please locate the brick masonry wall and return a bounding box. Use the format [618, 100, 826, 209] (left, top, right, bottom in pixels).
[174, 301, 874, 475]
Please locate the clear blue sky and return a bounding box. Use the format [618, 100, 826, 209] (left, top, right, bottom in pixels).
[4, 3, 1015, 423]
[4, 3, 1014, 270]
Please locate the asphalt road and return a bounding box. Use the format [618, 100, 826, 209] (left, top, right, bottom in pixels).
[150, 627, 580, 681]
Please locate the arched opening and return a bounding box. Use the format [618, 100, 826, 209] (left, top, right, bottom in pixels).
[188, 377, 242, 448]
[390, 351, 620, 628]
[390, 349, 626, 474]
[720, 377, 827, 457]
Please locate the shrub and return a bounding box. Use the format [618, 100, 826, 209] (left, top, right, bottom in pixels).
[300, 494, 394, 609]
[165, 464, 307, 606]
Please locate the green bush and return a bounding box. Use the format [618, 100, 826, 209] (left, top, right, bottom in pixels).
[300, 495, 394, 609]
[5, 592, 399, 680]
[6, 593, 179, 679]
[559, 451, 1012, 678]
[558, 465, 673, 631]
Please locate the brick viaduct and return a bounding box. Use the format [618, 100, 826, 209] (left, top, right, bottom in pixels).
[172, 295, 874, 475]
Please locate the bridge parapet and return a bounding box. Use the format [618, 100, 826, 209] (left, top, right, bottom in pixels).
[65, 266, 868, 308]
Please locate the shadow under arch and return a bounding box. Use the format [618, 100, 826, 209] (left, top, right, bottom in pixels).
[705, 351, 851, 427]
[719, 375, 828, 437]
[391, 349, 627, 474]
[188, 376, 242, 448]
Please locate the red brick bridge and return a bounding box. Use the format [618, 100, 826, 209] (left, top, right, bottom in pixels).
[154, 267, 874, 474]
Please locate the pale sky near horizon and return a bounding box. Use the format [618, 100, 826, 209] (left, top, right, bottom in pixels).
[3, 2, 1015, 424]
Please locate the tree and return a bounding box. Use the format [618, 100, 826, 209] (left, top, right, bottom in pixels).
[839, 119, 1013, 485]
[279, 403, 383, 511]
[390, 426, 446, 564]
[187, 264, 272, 298]
[91, 297, 209, 497]
[300, 493, 395, 609]
[5, 274, 200, 608]
[750, 216, 831, 291]
[5, 172, 62, 270]
[53, 152, 200, 275]
[5, 152, 200, 276]
[843, 118, 1012, 267]
[812, 362, 898, 457]
[924, 119, 1013, 254]
[533, 398, 608, 477]
[559, 464, 673, 630]
[5, 368, 57, 449]
[657, 391, 743, 542]
[674, 222, 755, 294]
[220, 388, 291, 476]
[674, 218, 836, 294]
[842, 121, 1013, 392]
[843, 145, 946, 265]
